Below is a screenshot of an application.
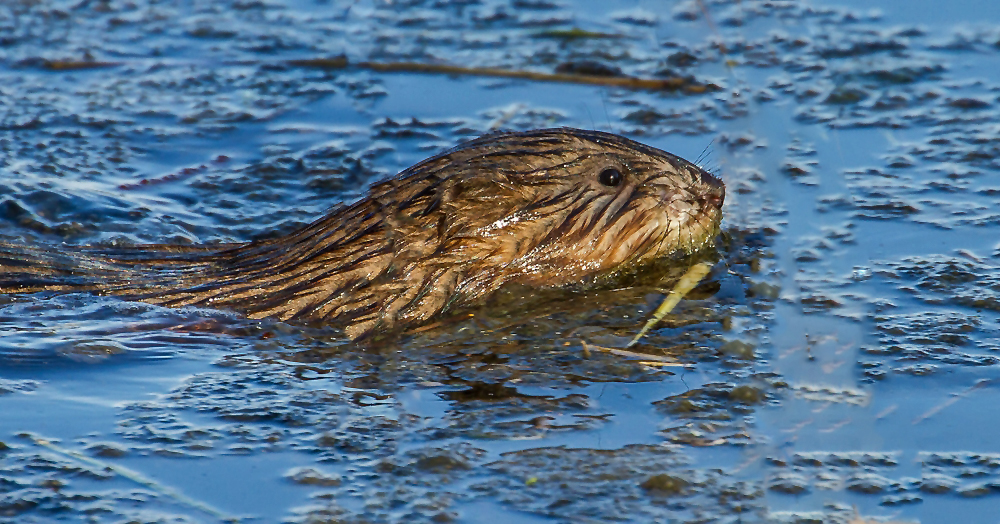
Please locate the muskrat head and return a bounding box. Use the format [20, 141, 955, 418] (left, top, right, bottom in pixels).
[390, 128, 725, 295]
[249, 127, 725, 338]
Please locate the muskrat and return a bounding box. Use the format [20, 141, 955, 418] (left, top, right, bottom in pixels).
[0, 128, 724, 339]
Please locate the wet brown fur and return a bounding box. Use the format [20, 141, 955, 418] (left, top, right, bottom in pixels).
[0, 128, 724, 339]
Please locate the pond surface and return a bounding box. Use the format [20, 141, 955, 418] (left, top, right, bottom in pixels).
[2, 0, 1000, 522]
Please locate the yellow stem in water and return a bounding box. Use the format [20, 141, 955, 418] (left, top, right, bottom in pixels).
[627, 262, 712, 348]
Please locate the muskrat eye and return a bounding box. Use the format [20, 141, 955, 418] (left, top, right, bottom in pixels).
[598, 167, 622, 187]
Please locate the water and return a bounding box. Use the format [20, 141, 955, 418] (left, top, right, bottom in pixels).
[3, 0, 1000, 522]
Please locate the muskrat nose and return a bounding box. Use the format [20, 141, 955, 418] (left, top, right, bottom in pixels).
[699, 170, 726, 208]
[700, 169, 724, 190]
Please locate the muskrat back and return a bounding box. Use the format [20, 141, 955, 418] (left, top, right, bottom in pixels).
[0, 128, 725, 339]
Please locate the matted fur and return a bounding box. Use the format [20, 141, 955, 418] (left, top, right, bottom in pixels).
[0, 128, 725, 339]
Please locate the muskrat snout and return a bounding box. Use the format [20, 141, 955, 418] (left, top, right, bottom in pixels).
[698, 170, 726, 208]
[699, 173, 726, 208]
